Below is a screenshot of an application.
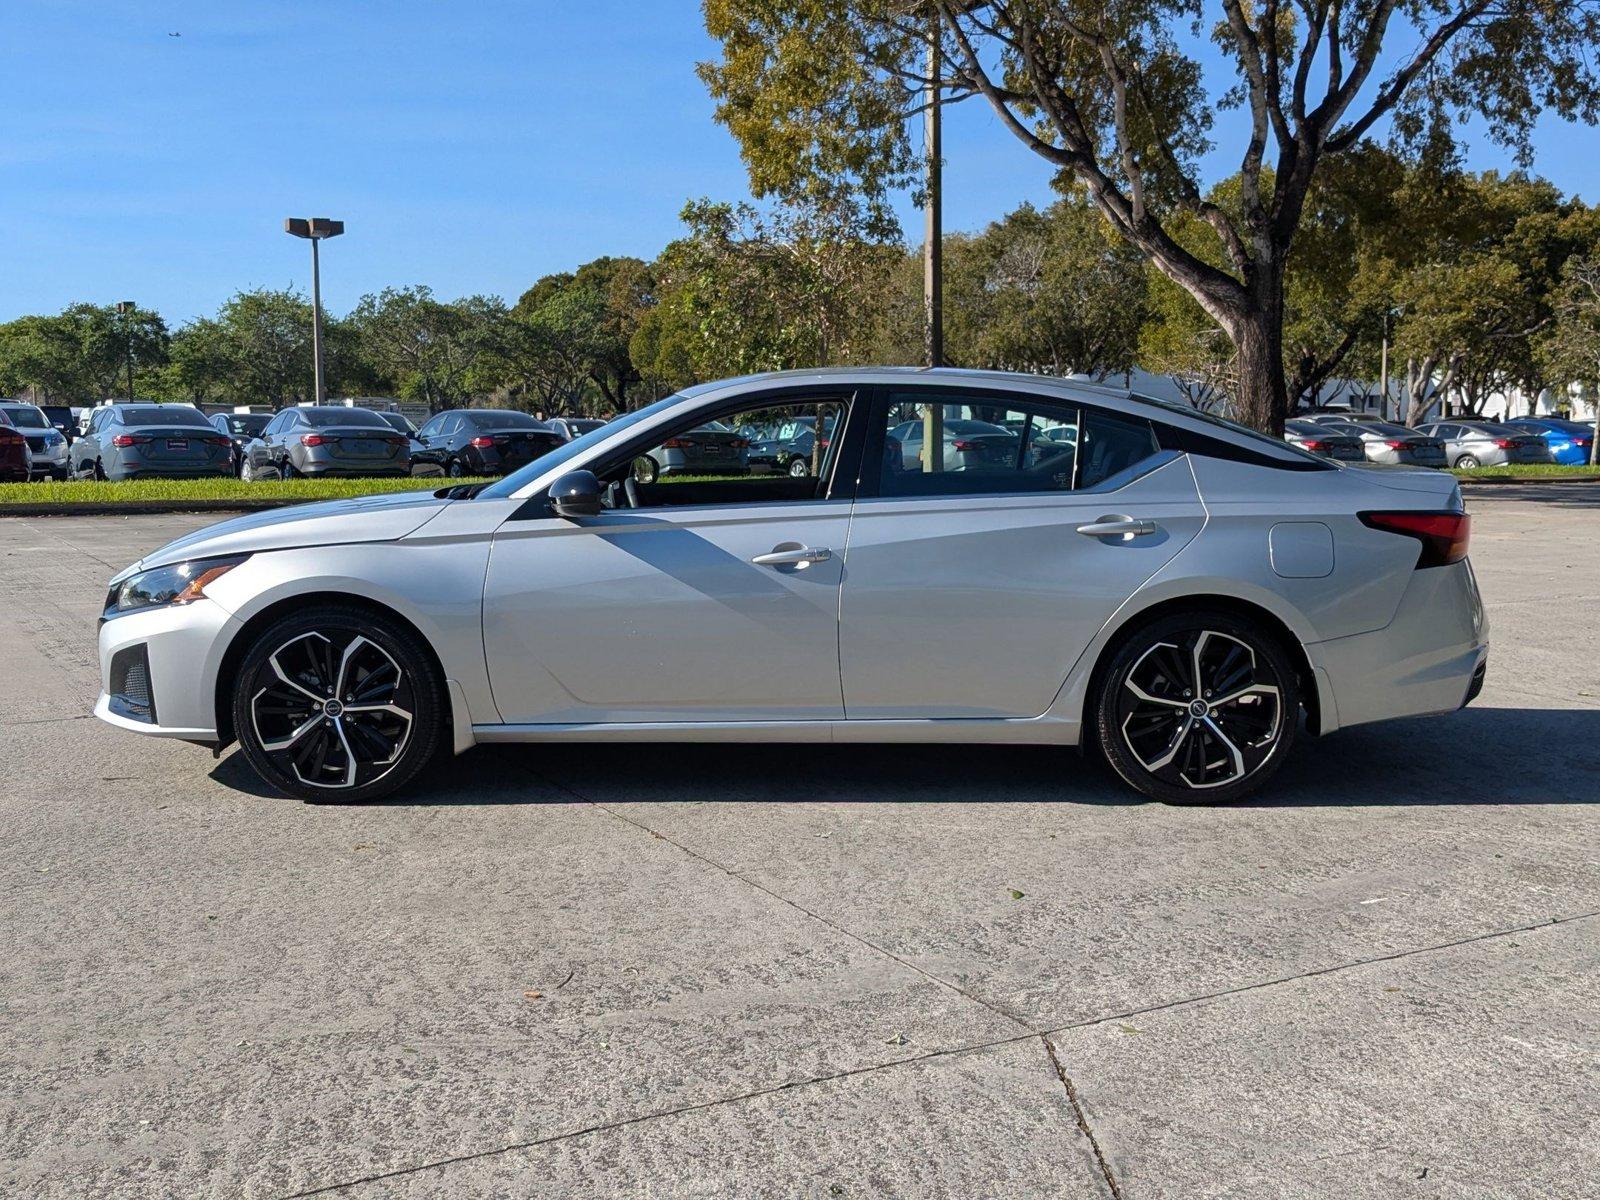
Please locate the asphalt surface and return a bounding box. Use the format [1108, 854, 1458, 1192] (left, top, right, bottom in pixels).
[0, 492, 1596, 1199]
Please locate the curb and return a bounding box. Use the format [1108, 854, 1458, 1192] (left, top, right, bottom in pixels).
[1456, 475, 1600, 486]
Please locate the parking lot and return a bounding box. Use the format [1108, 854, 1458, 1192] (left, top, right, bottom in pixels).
[1, 488, 1596, 1199]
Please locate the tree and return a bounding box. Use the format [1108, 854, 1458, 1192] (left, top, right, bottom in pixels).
[938, 195, 1148, 377]
[1540, 257, 1600, 464]
[0, 304, 169, 401]
[350, 286, 509, 411]
[636, 193, 899, 386]
[511, 258, 657, 413]
[701, 0, 1600, 430]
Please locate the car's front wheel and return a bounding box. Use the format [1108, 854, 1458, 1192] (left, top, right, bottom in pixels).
[232, 605, 445, 803]
[787, 457, 811, 478]
[1095, 611, 1299, 805]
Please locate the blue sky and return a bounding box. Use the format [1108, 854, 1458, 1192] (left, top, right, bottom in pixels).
[4, 1, 1597, 324]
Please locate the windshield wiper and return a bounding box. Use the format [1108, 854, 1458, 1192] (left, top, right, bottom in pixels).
[435, 483, 488, 500]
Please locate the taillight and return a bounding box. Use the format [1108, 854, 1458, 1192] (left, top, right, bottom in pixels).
[469, 436, 495, 448]
[1359, 511, 1471, 568]
[662, 437, 695, 449]
[951, 439, 982, 451]
[206, 436, 232, 447]
[387, 436, 406, 447]
[1301, 439, 1325, 452]
[112, 434, 150, 447]
[1383, 439, 1407, 450]
[1493, 438, 1514, 449]
[729, 437, 749, 449]
[300, 434, 327, 447]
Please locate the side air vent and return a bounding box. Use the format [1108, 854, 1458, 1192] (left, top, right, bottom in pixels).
[109, 644, 157, 724]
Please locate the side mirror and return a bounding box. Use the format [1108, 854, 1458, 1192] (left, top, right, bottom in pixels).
[550, 470, 602, 519]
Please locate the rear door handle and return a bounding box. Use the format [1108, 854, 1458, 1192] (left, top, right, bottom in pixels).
[1076, 515, 1158, 540]
[751, 544, 833, 568]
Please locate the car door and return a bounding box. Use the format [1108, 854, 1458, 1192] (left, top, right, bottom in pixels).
[837, 386, 1208, 720]
[480, 390, 858, 725]
[75, 409, 108, 475]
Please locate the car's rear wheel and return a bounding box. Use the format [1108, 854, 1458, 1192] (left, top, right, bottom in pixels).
[1095, 611, 1299, 805]
[447, 458, 465, 478]
[232, 605, 445, 803]
[787, 457, 811, 478]
[1455, 453, 1480, 469]
[93, 459, 107, 481]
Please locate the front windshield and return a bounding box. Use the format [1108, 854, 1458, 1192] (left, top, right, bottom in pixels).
[466, 411, 546, 429]
[222, 415, 270, 436]
[478, 392, 686, 499]
[377, 411, 417, 435]
[4, 406, 48, 428]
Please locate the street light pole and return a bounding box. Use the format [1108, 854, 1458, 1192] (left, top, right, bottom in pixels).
[284, 218, 345, 404]
[923, 12, 942, 372]
[114, 301, 136, 400]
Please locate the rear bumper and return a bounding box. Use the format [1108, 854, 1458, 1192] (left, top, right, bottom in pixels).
[1307, 559, 1488, 733]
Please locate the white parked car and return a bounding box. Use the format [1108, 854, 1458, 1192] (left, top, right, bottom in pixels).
[94, 369, 1488, 806]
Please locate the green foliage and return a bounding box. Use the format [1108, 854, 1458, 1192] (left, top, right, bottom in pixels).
[700, 0, 1600, 429]
[636, 193, 900, 386]
[349, 286, 511, 410]
[0, 304, 169, 402]
[507, 258, 657, 414]
[0, 476, 491, 506]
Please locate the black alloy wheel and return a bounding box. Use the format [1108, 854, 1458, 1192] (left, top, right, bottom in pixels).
[1096, 612, 1299, 805]
[233, 605, 444, 803]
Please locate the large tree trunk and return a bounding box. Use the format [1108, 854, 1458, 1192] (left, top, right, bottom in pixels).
[1228, 305, 1290, 433]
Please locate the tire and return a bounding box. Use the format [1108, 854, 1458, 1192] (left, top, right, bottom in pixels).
[1454, 454, 1480, 469]
[1095, 610, 1300, 805]
[93, 459, 107, 481]
[787, 457, 811, 478]
[231, 604, 445, 804]
[633, 456, 659, 484]
[240, 458, 256, 483]
[447, 458, 465, 478]
[281, 459, 300, 479]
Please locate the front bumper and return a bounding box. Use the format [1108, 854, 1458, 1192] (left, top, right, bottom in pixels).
[94, 599, 238, 741]
[1308, 559, 1489, 732]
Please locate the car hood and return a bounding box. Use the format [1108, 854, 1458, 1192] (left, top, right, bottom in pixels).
[117, 490, 454, 580]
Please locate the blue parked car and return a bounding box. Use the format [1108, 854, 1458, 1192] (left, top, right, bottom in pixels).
[1502, 417, 1596, 465]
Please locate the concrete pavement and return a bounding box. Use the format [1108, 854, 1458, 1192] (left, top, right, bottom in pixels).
[0, 491, 1595, 1198]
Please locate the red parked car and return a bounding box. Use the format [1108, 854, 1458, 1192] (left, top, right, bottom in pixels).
[0, 422, 30, 481]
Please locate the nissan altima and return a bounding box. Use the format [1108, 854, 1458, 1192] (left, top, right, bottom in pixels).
[94, 369, 1488, 806]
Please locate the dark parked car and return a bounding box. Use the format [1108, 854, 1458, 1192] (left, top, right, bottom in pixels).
[546, 416, 605, 441]
[0, 421, 28, 481]
[414, 410, 567, 477]
[0, 401, 72, 479]
[70, 404, 231, 481]
[1283, 419, 1366, 461]
[240, 407, 411, 480]
[208, 412, 272, 475]
[371, 411, 441, 475]
[39, 404, 77, 444]
[748, 414, 838, 477]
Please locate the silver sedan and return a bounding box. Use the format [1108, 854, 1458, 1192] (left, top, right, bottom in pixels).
[94, 368, 1488, 808]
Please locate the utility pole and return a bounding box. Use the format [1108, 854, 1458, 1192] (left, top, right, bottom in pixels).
[923, 11, 942, 371]
[114, 301, 136, 399]
[920, 9, 945, 471]
[1378, 311, 1389, 423]
[284, 218, 345, 404]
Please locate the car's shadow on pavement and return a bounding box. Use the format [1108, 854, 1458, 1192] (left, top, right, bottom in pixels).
[210, 705, 1598, 809]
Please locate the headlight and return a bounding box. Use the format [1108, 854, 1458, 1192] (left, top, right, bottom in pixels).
[43, 431, 63, 447]
[105, 555, 248, 618]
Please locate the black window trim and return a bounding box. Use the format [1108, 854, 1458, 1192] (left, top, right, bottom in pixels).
[511, 383, 870, 520]
[855, 383, 1180, 502]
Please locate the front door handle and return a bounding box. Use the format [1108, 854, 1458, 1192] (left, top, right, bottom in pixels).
[1076, 515, 1158, 540]
[751, 544, 833, 569]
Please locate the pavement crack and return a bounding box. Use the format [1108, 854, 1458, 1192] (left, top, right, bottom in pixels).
[1044, 907, 1600, 1037]
[525, 768, 1036, 1034]
[1042, 1036, 1124, 1200]
[276, 1031, 1039, 1198]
